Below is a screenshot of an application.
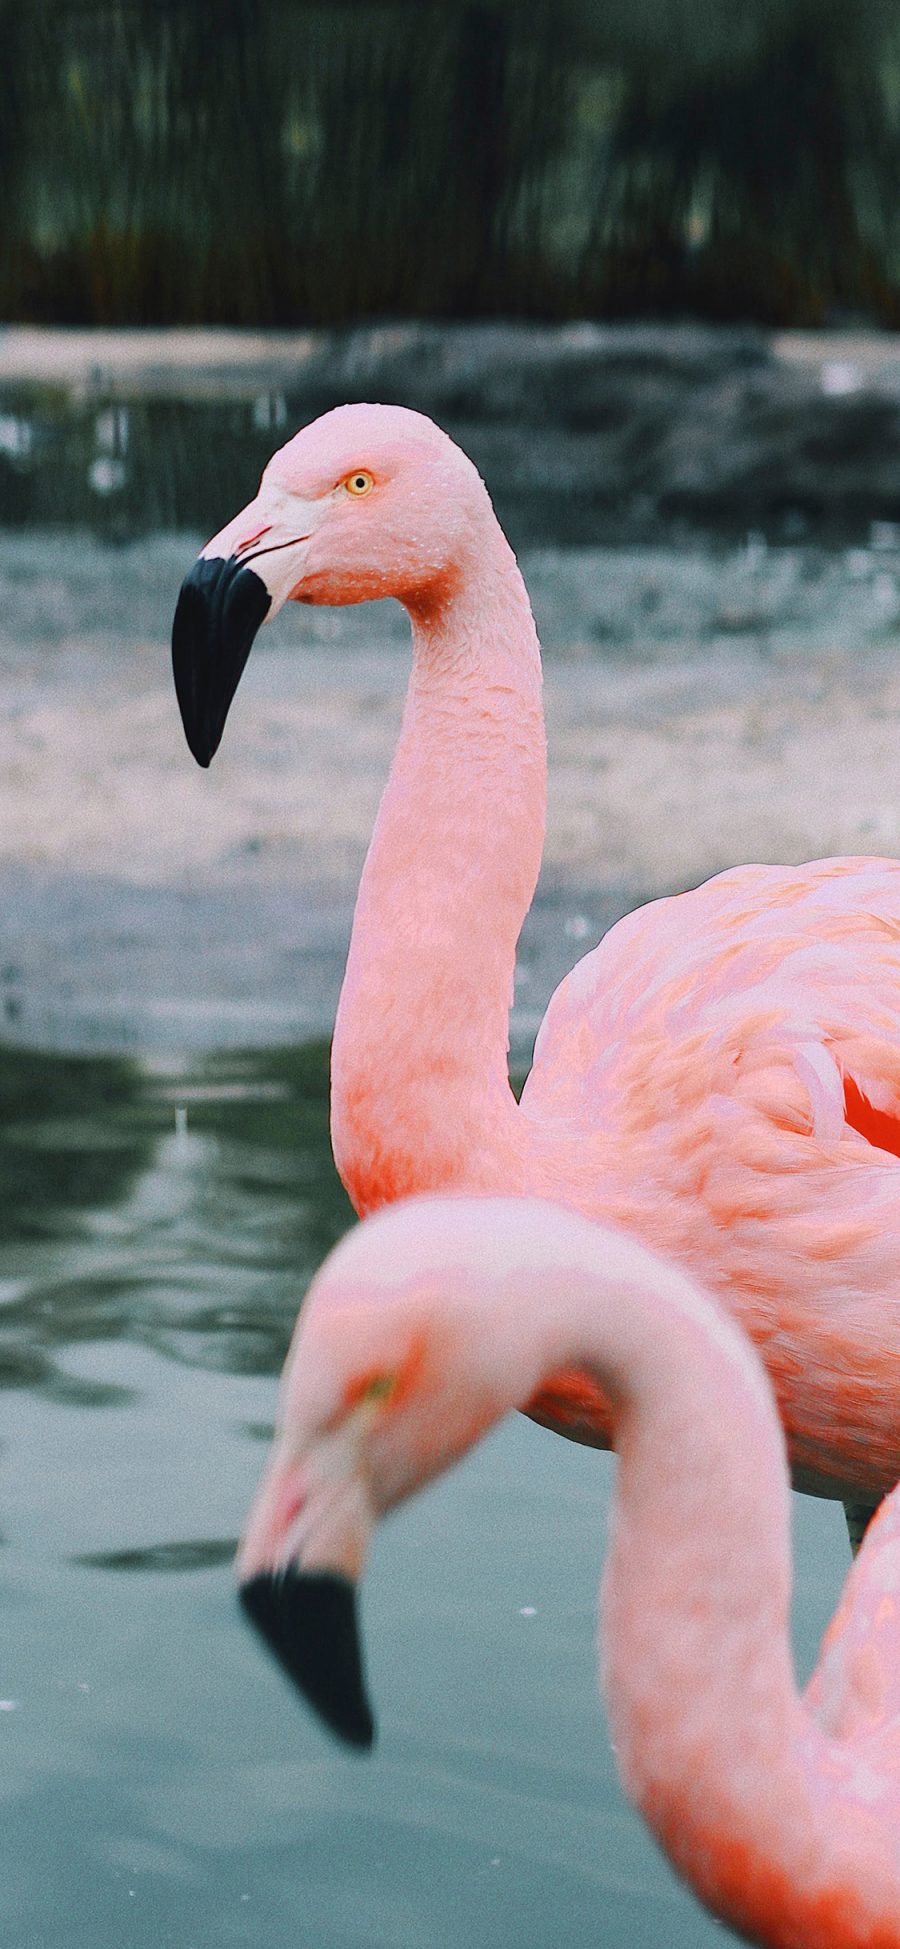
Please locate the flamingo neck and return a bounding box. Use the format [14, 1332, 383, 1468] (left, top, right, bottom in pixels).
[331, 524, 545, 1214]
[377, 1196, 890, 1943]
[515, 1218, 892, 1945]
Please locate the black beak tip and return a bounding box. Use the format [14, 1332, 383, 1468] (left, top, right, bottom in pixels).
[239, 1569, 376, 1752]
[171, 556, 271, 769]
[171, 576, 219, 768]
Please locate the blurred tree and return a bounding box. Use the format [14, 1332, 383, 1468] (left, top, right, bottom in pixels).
[589, 0, 900, 321]
[5, 0, 900, 325]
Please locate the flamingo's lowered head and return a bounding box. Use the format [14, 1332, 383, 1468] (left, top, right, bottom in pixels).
[236, 1193, 790, 1762]
[239, 1198, 900, 1945]
[172, 403, 493, 766]
[237, 1196, 563, 1746]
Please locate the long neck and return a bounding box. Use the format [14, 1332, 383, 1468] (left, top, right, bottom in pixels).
[331, 522, 545, 1214]
[586, 1285, 812, 1937]
[436, 1200, 894, 1945]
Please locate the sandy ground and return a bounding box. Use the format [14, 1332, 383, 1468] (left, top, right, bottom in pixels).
[1, 522, 899, 1058]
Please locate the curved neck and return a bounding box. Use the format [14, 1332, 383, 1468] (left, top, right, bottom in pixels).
[494, 1210, 892, 1944]
[331, 521, 545, 1214]
[411, 1199, 892, 1943]
[585, 1284, 809, 1934]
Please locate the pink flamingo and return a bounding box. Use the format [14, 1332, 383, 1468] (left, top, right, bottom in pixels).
[172, 403, 900, 1523]
[238, 1195, 900, 1949]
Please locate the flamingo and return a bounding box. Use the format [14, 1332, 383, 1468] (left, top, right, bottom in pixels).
[172, 402, 900, 1522]
[238, 1195, 900, 1949]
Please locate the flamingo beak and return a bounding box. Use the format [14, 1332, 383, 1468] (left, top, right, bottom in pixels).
[171, 551, 271, 767]
[239, 1568, 374, 1750]
[236, 1424, 378, 1750]
[171, 488, 321, 766]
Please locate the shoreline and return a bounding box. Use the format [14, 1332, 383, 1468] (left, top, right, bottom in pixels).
[2, 322, 900, 396]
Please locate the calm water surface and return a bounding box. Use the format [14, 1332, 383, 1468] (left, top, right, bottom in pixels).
[1, 1041, 850, 1949]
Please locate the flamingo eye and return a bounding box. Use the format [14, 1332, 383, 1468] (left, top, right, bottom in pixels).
[346, 1369, 398, 1412]
[343, 471, 374, 497]
[362, 1371, 397, 1403]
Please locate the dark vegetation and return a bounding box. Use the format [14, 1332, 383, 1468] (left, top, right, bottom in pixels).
[5, 0, 900, 326]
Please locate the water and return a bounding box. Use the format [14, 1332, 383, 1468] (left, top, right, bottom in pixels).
[0, 1041, 851, 1948]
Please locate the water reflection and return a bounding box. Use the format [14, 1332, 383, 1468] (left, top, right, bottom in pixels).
[73, 1540, 237, 1573]
[0, 384, 641, 546]
[6, 365, 900, 553]
[0, 1040, 353, 1398]
[0, 391, 285, 540]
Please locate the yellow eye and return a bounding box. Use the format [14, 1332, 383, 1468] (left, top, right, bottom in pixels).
[344, 471, 374, 497]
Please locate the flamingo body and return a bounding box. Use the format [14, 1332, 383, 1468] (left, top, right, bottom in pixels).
[237, 1196, 900, 1948]
[172, 403, 900, 1504]
[520, 855, 900, 1497]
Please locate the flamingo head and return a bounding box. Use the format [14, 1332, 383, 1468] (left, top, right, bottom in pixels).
[172, 402, 486, 765]
[236, 1197, 558, 1749]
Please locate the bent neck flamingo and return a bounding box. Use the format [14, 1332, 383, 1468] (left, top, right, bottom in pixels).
[238, 1195, 900, 1949]
[172, 403, 900, 1515]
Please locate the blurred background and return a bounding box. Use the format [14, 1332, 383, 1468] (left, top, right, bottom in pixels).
[3, 8, 899, 1948]
[6, 0, 900, 328]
